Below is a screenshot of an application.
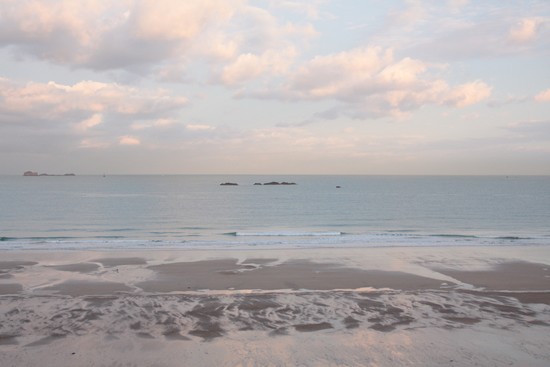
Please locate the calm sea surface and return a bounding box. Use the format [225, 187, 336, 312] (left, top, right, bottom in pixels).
[1, 175, 549, 250]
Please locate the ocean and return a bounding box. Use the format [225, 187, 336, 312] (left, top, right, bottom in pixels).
[1, 175, 549, 250]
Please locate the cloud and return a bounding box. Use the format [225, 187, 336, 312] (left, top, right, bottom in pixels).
[119, 135, 141, 145]
[276, 47, 491, 118]
[267, 0, 326, 20]
[0, 1, 116, 65]
[153, 118, 177, 127]
[535, 89, 550, 102]
[443, 81, 492, 108]
[0, 76, 188, 151]
[131, 1, 236, 41]
[166, 125, 458, 174]
[220, 47, 297, 85]
[508, 18, 541, 43]
[131, 118, 177, 130]
[378, 3, 550, 61]
[77, 113, 103, 131]
[212, 5, 317, 85]
[288, 47, 394, 99]
[0, 0, 318, 82]
[0, 77, 187, 119]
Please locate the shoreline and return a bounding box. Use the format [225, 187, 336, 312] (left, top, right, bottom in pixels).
[1, 245, 550, 366]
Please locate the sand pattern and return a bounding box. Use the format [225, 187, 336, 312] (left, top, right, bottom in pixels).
[1, 288, 549, 345]
[1, 249, 550, 366]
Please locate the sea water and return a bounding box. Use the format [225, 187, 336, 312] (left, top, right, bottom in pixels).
[1, 175, 549, 250]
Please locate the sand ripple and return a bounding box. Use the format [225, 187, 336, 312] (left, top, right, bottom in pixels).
[1, 289, 549, 345]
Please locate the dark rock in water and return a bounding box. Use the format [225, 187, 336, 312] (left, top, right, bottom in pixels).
[336, 186, 341, 188]
[24, 171, 75, 176]
[263, 181, 296, 185]
[220, 182, 238, 186]
[254, 183, 262, 185]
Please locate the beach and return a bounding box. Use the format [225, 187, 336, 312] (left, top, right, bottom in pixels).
[1, 245, 549, 366]
[2, 0, 550, 364]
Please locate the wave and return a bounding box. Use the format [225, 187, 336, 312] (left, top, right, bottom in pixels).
[0, 235, 125, 242]
[429, 234, 479, 239]
[225, 231, 344, 237]
[427, 233, 534, 241]
[1, 231, 546, 251]
[495, 236, 531, 240]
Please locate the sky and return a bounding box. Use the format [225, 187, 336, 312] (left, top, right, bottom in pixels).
[0, 0, 549, 175]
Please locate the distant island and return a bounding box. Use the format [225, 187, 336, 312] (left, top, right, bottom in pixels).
[220, 181, 297, 186]
[262, 181, 296, 185]
[23, 171, 75, 176]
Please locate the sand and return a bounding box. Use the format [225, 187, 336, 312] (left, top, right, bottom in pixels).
[1, 246, 549, 366]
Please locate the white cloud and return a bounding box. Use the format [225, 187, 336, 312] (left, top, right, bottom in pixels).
[378, 57, 427, 85]
[119, 135, 141, 145]
[508, 18, 541, 43]
[534, 89, 550, 102]
[131, 0, 236, 41]
[154, 118, 177, 127]
[0, 78, 187, 121]
[1, 1, 548, 175]
[444, 81, 492, 108]
[221, 47, 297, 85]
[282, 47, 491, 117]
[77, 113, 103, 131]
[0, 76, 188, 152]
[0, 0, 318, 83]
[288, 47, 393, 98]
[0, 1, 115, 64]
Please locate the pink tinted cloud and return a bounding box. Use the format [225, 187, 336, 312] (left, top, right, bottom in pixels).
[119, 135, 141, 145]
[283, 47, 491, 117]
[534, 89, 550, 102]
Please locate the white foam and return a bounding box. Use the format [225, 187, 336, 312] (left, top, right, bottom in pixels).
[233, 231, 343, 237]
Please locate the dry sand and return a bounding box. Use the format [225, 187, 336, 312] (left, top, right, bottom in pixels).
[1, 246, 549, 366]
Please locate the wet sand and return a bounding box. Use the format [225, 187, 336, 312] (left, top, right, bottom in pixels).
[138, 258, 447, 292]
[431, 261, 550, 290]
[1, 246, 549, 366]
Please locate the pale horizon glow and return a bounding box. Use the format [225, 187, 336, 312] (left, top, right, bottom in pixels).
[0, 1, 549, 175]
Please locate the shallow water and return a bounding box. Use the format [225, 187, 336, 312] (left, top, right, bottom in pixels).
[1, 175, 549, 250]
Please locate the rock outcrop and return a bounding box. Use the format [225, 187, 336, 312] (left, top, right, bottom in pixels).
[23, 171, 75, 176]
